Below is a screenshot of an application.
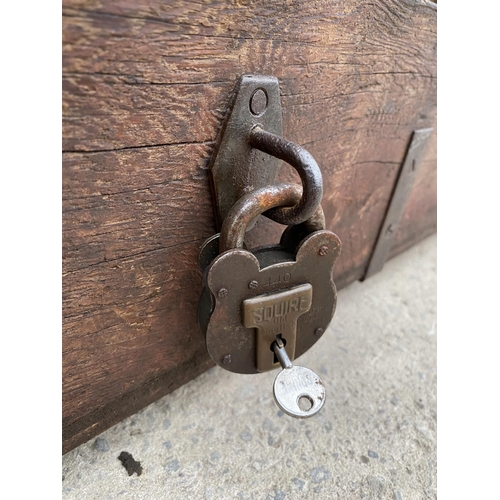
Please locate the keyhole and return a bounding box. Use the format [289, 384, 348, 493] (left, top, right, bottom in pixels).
[271, 334, 286, 365]
[298, 395, 314, 412]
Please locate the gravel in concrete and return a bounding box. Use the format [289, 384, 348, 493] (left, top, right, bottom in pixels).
[62, 235, 436, 500]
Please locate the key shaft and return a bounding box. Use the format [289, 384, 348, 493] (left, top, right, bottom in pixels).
[273, 338, 293, 369]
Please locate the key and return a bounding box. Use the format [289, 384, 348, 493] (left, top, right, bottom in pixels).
[272, 337, 326, 418]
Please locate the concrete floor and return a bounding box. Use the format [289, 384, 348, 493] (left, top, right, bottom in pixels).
[62, 235, 437, 500]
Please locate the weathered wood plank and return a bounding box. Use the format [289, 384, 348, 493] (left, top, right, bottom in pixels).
[63, 0, 436, 453]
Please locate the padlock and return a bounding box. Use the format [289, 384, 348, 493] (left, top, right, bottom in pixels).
[198, 183, 341, 375]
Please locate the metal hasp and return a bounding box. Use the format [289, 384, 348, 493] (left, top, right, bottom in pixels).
[209, 75, 283, 230]
[208, 75, 323, 230]
[364, 128, 434, 279]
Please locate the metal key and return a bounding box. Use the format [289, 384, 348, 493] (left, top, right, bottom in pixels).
[272, 337, 326, 418]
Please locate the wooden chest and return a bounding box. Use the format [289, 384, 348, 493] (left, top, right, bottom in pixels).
[63, 0, 437, 453]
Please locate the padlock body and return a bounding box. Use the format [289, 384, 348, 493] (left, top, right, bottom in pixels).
[198, 229, 341, 374]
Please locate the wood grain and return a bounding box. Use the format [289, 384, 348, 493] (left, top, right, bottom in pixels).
[63, 0, 437, 453]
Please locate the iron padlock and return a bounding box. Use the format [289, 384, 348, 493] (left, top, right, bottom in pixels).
[198, 183, 341, 375]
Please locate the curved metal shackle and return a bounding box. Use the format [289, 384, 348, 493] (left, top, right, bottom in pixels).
[219, 183, 325, 253]
[249, 126, 324, 226]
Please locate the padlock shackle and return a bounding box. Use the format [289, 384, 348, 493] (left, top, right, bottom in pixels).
[219, 183, 325, 253]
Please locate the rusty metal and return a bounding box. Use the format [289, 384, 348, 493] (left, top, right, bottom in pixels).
[249, 126, 323, 226]
[219, 183, 325, 253]
[243, 283, 312, 372]
[198, 186, 341, 375]
[208, 74, 324, 230]
[197, 233, 221, 273]
[279, 206, 326, 251]
[363, 128, 434, 279]
[208, 75, 283, 231]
